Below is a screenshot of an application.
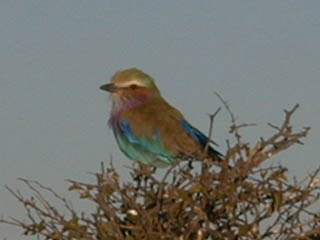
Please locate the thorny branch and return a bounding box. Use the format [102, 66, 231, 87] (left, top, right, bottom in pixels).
[204, 106, 221, 154]
[1, 103, 318, 240]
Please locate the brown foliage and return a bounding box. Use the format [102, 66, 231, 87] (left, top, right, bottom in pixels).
[1, 104, 319, 240]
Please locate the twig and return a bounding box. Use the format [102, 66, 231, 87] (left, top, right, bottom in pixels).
[204, 107, 221, 154]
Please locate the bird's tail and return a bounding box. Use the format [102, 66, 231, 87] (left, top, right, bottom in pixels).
[205, 145, 230, 169]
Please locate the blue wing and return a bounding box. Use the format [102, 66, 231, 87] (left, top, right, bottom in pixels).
[180, 120, 222, 157]
[179, 120, 209, 146]
[118, 120, 140, 144]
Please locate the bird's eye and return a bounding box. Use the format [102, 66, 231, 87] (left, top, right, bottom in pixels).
[130, 84, 138, 89]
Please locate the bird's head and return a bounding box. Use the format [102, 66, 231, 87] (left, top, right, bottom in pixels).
[100, 68, 161, 106]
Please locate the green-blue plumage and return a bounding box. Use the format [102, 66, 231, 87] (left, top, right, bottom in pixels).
[114, 119, 175, 167]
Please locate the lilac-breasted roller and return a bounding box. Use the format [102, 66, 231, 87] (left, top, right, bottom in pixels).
[100, 68, 222, 167]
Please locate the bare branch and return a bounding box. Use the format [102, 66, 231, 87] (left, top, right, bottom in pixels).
[1, 103, 317, 240]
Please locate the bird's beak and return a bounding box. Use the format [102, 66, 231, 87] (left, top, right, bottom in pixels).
[100, 83, 118, 93]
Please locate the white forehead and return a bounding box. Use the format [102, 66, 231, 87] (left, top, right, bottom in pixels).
[115, 79, 146, 88]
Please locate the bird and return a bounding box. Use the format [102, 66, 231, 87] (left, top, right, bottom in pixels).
[100, 68, 222, 168]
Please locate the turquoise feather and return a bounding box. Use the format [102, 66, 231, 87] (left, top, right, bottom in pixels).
[114, 120, 175, 167]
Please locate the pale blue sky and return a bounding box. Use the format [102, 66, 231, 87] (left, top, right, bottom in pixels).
[1, 1, 320, 238]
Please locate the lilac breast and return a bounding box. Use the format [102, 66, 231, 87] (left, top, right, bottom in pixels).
[108, 95, 148, 129]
